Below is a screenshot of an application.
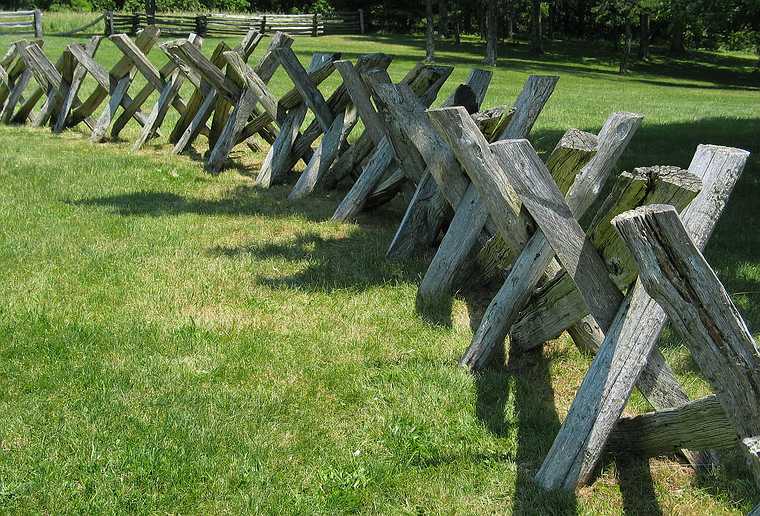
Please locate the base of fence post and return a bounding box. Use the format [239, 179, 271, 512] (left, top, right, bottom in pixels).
[33, 9, 43, 38]
[260, 14, 266, 33]
[312, 13, 318, 37]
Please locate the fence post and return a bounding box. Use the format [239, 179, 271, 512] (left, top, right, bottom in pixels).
[131, 13, 140, 35]
[312, 13, 318, 37]
[33, 9, 43, 38]
[195, 15, 207, 37]
[104, 10, 114, 35]
[359, 9, 365, 34]
[260, 14, 266, 33]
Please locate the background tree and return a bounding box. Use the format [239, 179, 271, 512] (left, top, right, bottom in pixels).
[425, 0, 435, 62]
[530, 0, 544, 54]
[484, 0, 499, 64]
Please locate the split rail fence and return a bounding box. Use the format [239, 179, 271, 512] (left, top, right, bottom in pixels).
[0, 26, 757, 514]
[106, 10, 365, 38]
[0, 10, 42, 38]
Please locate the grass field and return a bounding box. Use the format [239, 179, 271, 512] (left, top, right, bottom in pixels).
[0, 26, 759, 514]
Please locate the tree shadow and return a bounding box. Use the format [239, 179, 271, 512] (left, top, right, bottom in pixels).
[473, 344, 578, 514]
[614, 455, 664, 516]
[336, 34, 760, 90]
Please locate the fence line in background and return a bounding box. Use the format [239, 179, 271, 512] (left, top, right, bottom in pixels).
[105, 10, 364, 38]
[0, 10, 42, 38]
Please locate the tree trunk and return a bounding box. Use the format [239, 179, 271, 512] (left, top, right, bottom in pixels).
[639, 12, 650, 59]
[530, 0, 543, 54]
[439, 0, 449, 38]
[669, 15, 687, 55]
[484, 0, 498, 65]
[620, 20, 632, 74]
[507, 9, 514, 40]
[425, 0, 435, 62]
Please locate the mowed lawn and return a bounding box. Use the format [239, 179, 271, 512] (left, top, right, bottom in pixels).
[0, 29, 759, 514]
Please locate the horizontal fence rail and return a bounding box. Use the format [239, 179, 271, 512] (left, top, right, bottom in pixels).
[0, 10, 42, 37]
[106, 10, 364, 38]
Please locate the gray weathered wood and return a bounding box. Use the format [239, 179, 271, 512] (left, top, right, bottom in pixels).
[460, 128, 599, 370]
[273, 47, 334, 132]
[329, 65, 454, 219]
[609, 395, 735, 456]
[614, 204, 760, 440]
[53, 36, 101, 133]
[534, 145, 750, 491]
[512, 166, 702, 350]
[132, 69, 185, 151]
[257, 52, 340, 187]
[69, 26, 160, 129]
[417, 76, 558, 305]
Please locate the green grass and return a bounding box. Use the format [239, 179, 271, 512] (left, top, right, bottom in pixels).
[0, 28, 759, 514]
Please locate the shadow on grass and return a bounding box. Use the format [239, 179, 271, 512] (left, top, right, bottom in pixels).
[331, 35, 760, 90]
[473, 347, 577, 513]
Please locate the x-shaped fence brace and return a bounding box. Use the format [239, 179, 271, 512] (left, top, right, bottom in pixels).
[120, 31, 207, 151]
[60, 26, 162, 141]
[324, 63, 456, 219]
[6, 36, 100, 130]
[409, 76, 559, 313]
[0, 39, 40, 124]
[166, 31, 288, 157]
[612, 203, 760, 514]
[355, 69, 513, 255]
[255, 47, 356, 191]
[320, 62, 450, 194]
[426, 106, 751, 489]
[163, 33, 329, 173]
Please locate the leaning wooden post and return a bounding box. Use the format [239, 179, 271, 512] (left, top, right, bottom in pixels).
[417, 75, 558, 307]
[613, 205, 760, 438]
[533, 144, 750, 491]
[614, 204, 760, 487]
[33, 9, 43, 38]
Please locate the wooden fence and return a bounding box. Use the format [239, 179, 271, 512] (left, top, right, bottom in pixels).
[0, 10, 42, 38]
[106, 10, 364, 37]
[0, 27, 757, 514]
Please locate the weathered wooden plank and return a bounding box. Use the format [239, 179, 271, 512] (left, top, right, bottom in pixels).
[330, 64, 454, 219]
[417, 76, 558, 305]
[459, 129, 599, 370]
[268, 53, 393, 183]
[274, 47, 334, 132]
[290, 106, 356, 199]
[489, 138, 625, 332]
[168, 39, 230, 147]
[608, 395, 735, 456]
[257, 52, 340, 187]
[132, 69, 185, 150]
[534, 145, 750, 491]
[111, 33, 201, 139]
[70, 26, 159, 127]
[334, 59, 386, 144]
[512, 166, 702, 350]
[54, 36, 101, 133]
[614, 204, 760, 440]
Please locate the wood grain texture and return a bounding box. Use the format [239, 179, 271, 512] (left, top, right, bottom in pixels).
[534, 144, 750, 491]
[608, 395, 735, 456]
[416, 75, 558, 305]
[613, 204, 760, 439]
[459, 129, 597, 370]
